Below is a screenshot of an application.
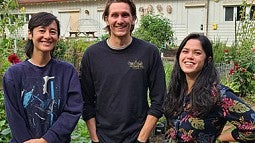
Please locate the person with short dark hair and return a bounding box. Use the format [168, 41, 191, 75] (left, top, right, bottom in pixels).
[3, 12, 83, 143]
[80, 0, 166, 143]
[163, 33, 255, 142]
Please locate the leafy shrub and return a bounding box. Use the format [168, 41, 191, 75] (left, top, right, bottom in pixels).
[223, 0, 255, 97]
[0, 91, 12, 142]
[71, 119, 90, 143]
[163, 61, 173, 89]
[211, 38, 228, 64]
[54, 39, 69, 60]
[61, 39, 96, 71]
[133, 14, 176, 52]
[0, 1, 25, 141]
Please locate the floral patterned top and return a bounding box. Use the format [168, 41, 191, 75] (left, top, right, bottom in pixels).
[166, 84, 255, 143]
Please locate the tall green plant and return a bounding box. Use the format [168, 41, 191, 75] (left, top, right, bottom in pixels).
[0, 0, 25, 74]
[0, 0, 25, 38]
[0, 91, 11, 142]
[224, 0, 255, 97]
[71, 119, 90, 142]
[133, 14, 176, 52]
[0, 0, 25, 142]
[54, 39, 69, 60]
[211, 38, 228, 64]
[163, 61, 173, 90]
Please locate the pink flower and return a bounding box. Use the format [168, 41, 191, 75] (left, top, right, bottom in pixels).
[238, 121, 255, 131]
[181, 133, 193, 142]
[166, 128, 177, 140]
[170, 130, 177, 139]
[8, 53, 21, 64]
[221, 98, 235, 116]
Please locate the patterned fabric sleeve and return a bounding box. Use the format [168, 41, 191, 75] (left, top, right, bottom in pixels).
[220, 87, 255, 142]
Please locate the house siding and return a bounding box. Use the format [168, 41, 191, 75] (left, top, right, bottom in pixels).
[16, 0, 250, 46]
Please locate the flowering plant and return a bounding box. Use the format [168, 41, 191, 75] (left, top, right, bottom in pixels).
[223, 0, 255, 97]
[224, 46, 255, 97]
[8, 53, 21, 65]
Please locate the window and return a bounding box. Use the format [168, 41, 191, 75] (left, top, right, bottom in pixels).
[225, 7, 234, 21]
[224, 6, 246, 21]
[25, 14, 33, 22]
[25, 14, 29, 22]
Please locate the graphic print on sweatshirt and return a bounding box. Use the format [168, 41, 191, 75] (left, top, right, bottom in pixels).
[21, 75, 61, 137]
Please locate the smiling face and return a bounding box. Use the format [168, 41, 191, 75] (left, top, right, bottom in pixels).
[105, 2, 135, 39]
[28, 21, 59, 56]
[179, 39, 207, 78]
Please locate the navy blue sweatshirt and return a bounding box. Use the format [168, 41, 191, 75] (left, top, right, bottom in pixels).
[3, 59, 83, 143]
[80, 37, 166, 143]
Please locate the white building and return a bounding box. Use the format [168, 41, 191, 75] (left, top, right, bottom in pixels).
[17, 0, 255, 46]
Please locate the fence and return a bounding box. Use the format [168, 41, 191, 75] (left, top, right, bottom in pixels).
[215, 63, 232, 78]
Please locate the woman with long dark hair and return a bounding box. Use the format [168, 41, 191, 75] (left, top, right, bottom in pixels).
[163, 33, 255, 142]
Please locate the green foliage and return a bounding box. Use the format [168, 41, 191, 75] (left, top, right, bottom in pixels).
[133, 14, 176, 52]
[0, 0, 25, 39]
[0, 0, 25, 74]
[54, 39, 69, 60]
[211, 38, 228, 64]
[73, 39, 95, 53]
[236, 0, 255, 46]
[0, 90, 12, 142]
[98, 33, 109, 41]
[71, 119, 90, 142]
[0, 38, 26, 75]
[0, 0, 25, 37]
[61, 39, 96, 70]
[163, 61, 173, 90]
[0, 1, 25, 141]
[223, 0, 255, 97]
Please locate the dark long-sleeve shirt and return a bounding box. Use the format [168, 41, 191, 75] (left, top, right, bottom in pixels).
[80, 37, 166, 143]
[3, 59, 83, 143]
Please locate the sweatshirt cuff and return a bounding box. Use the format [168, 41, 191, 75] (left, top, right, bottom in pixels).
[231, 129, 246, 143]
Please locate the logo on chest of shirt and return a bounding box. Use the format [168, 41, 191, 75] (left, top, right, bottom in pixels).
[128, 60, 144, 70]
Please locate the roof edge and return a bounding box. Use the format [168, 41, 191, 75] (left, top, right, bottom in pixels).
[18, 0, 84, 4]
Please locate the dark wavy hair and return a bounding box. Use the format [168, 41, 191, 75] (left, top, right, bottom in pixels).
[102, 0, 137, 34]
[25, 12, 60, 58]
[163, 33, 220, 121]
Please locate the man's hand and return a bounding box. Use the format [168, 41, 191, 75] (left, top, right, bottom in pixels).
[23, 138, 47, 143]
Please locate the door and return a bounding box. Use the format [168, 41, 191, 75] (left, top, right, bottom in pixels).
[70, 12, 80, 32]
[187, 7, 205, 35]
[58, 11, 80, 37]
